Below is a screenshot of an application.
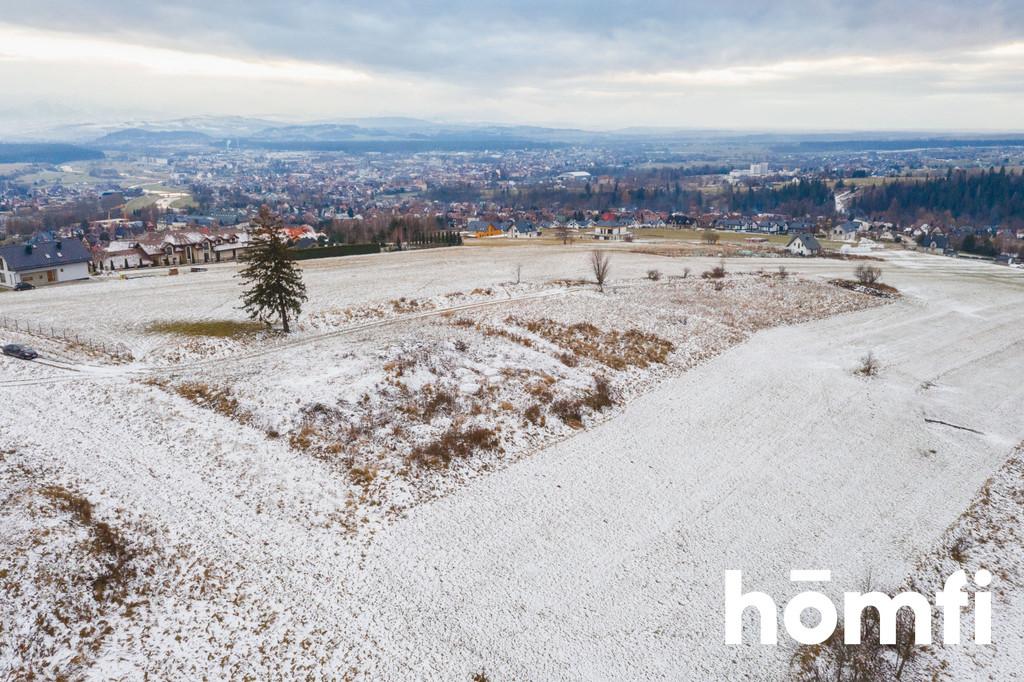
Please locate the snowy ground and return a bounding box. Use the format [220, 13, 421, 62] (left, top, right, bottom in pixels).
[1, 244, 1022, 679]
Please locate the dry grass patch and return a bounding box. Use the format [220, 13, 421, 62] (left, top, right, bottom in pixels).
[146, 319, 268, 338]
[38, 486, 135, 604]
[407, 424, 501, 468]
[511, 317, 674, 369]
[390, 297, 435, 314]
[174, 381, 253, 424]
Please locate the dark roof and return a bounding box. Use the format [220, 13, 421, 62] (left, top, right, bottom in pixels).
[0, 239, 91, 271]
[788, 234, 821, 250]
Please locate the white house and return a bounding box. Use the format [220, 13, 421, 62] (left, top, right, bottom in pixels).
[0, 240, 92, 288]
[786, 234, 822, 256]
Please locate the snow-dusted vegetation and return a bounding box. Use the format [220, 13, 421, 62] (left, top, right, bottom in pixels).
[2, 246, 1023, 679]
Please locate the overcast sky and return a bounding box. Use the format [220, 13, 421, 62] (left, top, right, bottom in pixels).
[1, 1, 1023, 131]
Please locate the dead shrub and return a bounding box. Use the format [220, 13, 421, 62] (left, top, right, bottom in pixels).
[524, 403, 545, 426]
[550, 398, 584, 428]
[407, 425, 500, 468]
[421, 384, 458, 422]
[391, 297, 435, 314]
[551, 375, 616, 428]
[289, 424, 319, 451]
[349, 464, 378, 487]
[584, 375, 615, 412]
[558, 352, 579, 367]
[855, 351, 879, 377]
[855, 264, 882, 285]
[702, 260, 727, 279]
[384, 356, 418, 377]
[949, 536, 970, 563]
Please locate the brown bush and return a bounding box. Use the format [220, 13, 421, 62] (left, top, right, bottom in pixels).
[702, 261, 727, 279]
[524, 403, 545, 426]
[420, 384, 458, 422]
[349, 464, 378, 487]
[289, 424, 319, 451]
[551, 375, 616, 428]
[407, 425, 501, 468]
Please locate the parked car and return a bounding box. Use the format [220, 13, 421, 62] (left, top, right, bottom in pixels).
[2, 344, 39, 360]
[13, 282, 35, 291]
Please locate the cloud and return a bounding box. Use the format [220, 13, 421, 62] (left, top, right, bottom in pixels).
[0, 1, 1022, 129]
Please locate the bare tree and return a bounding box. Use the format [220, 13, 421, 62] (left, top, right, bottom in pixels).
[555, 223, 573, 245]
[855, 264, 882, 285]
[590, 251, 611, 292]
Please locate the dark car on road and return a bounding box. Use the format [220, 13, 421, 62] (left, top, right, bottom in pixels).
[2, 344, 39, 360]
[13, 282, 35, 291]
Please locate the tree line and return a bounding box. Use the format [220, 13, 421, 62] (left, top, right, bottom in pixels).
[851, 168, 1024, 228]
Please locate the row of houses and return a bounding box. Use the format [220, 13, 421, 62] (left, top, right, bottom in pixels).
[95, 230, 255, 271]
[464, 218, 639, 242]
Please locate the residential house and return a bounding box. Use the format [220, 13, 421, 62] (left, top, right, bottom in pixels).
[592, 222, 633, 241]
[0, 239, 92, 288]
[507, 221, 539, 238]
[96, 240, 154, 271]
[786, 234, 822, 256]
[831, 221, 861, 242]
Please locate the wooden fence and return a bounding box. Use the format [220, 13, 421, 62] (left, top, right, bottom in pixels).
[0, 315, 133, 361]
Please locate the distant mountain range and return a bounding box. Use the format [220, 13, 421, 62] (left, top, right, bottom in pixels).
[6, 115, 1024, 156]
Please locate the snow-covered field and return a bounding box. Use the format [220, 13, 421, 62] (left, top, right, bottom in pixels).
[1, 244, 1022, 679]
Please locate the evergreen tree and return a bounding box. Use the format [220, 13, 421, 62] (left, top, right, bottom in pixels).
[239, 206, 307, 333]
